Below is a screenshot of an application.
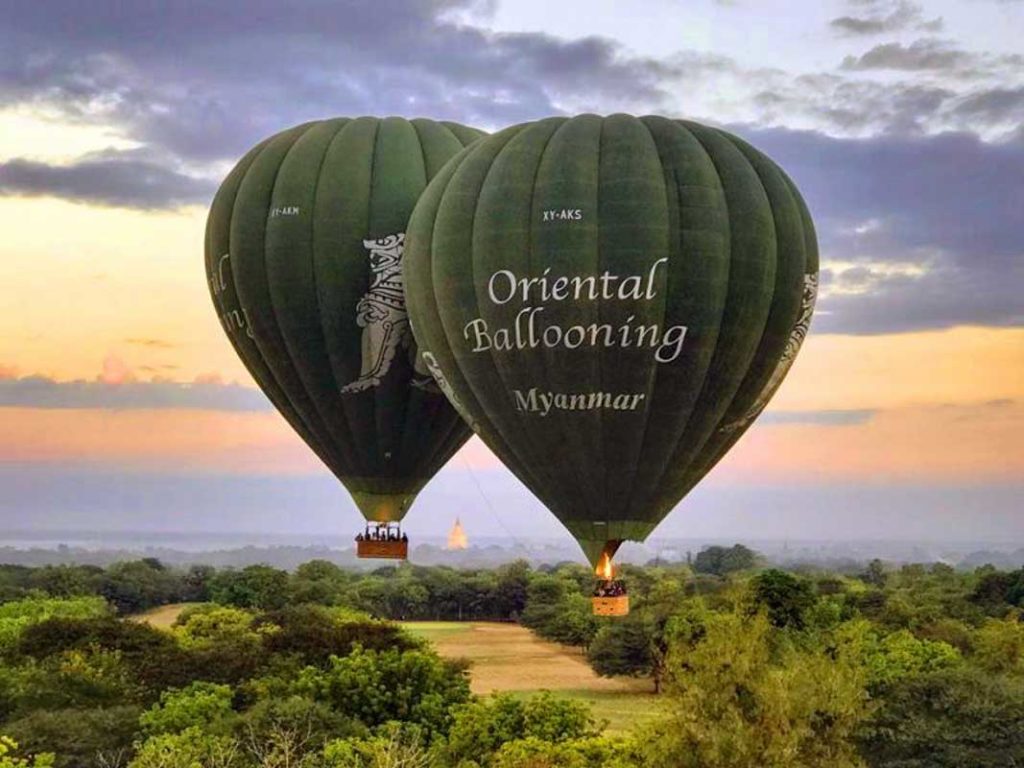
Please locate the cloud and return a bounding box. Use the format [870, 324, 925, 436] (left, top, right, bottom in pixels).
[125, 338, 179, 349]
[0, 0, 676, 170]
[841, 38, 971, 71]
[742, 126, 1024, 333]
[830, 0, 942, 36]
[0, 374, 272, 412]
[759, 409, 876, 426]
[951, 85, 1024, 123]
[0, 148, 215, 209]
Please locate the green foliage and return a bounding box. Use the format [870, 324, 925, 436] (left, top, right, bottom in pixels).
[520, 576, 597, 648]
[209, 565, 290, 610]
[321, 724, 432, 768]
[4, 556, 1024, 767]
[238, 695, 366, 746]
[970, 566, 1024, 611]
[838, 623, 962, 689]
[971, 614, 1024, 674]
[99, 560, 184, 614]
[860, 559, 888, 589]
[0, 597, 109, 657]
[294, 645, 470, 736]
[491, 735, 638, 768]
[858, 668, 1024, 767]
[641, 610, 871, 768]
[750, 569, 817, 629]
[587, 615, 655, 681]
[588, 578, 686, 692]
[493, 560, 532, 619]
[290, 560, 350, 606]
[129, 727, 241, 768]
[443, 692, 597, 767]
[0, 736, 53, 768]
[172, 605, 257, 647]
[3, 648, 141, 713]
[139, 682, 235, 735]
[692, 545, 757, 576]
[3, 707, 139, 768]
[257, 606, 417, 667]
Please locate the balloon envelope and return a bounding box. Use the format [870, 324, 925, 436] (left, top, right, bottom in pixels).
[205, 117, 483, 523]
[404, 114, 819, 565]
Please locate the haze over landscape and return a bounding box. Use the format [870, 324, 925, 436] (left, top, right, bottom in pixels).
[1, 0, 1022, 552]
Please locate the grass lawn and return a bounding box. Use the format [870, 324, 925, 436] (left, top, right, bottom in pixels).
[523, 688, 666, 735]
[401, 621, 665, 734]
[400, 621, 473, 642]
[129, 602, 201, 629]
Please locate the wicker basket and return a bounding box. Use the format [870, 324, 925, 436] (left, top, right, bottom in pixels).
[356, 539, 409, 560]
[591, 595, 630, 616]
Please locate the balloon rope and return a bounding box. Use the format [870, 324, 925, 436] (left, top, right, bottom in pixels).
[459, 452, 526, 550]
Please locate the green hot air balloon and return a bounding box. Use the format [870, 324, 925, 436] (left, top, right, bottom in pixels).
[405, 114, 818, 607]
[205, 117, 484, 558]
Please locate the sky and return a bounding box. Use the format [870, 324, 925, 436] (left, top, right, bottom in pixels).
[1, 0, 1022, 548]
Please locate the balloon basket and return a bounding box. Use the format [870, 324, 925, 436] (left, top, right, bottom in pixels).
[356, 539, 408, 560]
[355, 523, 408, 560]
[592, 576, 629, 616]
[592, 595, 630, 616]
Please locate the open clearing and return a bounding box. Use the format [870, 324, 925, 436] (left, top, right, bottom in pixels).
[402, 621, 663, 733]
[130, 603, 197, 629]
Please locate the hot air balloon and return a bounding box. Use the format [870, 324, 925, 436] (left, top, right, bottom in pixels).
[404, 114, 818, 612]
[205, 117, 484, 559]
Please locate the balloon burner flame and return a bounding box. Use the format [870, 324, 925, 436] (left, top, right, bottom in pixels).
[596, 552, 615, 580]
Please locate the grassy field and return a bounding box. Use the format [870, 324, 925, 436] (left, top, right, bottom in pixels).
[401, 621, 663, 734]
[129, 602, 198, 629]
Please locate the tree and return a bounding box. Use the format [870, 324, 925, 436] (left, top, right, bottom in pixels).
[858, 668, 1024, 767]
[972, 615, 1024, 674]
[491, 736, 637, 768]
[293, 645, 471, 736]
[970, 567, 1024, 611]
[14, 616, 194, 696]
[861, 559, 888, 589]
[0, 736, 53, 768]
[521, 577, 597, 649]
[588, 578, 686, 693]
[0, 597, 109, 658]
[238, 695, 366, 748]
[290, 560, 348, 606]
[99, 560, 182, 614]
[321, 724, 431, 768]
[129, 728, 241, 768]
[257, 606, 418, 666]
[494, 560, 531, 619]
[750, 569, 816, 629]
[444, 692, 597, 767]
[587, 614, 656, 686]
[139, 682, 236, 735]
[692, 545, 757, 577]
[639, 611, 870, 768]
[3, 707, 139, 768]
[25, 566, 102, 598]
[209, 565, 290, 610]
[172, 605, 258, 650]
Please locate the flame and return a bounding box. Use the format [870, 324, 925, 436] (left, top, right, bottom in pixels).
[596, 551, 614, 580]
